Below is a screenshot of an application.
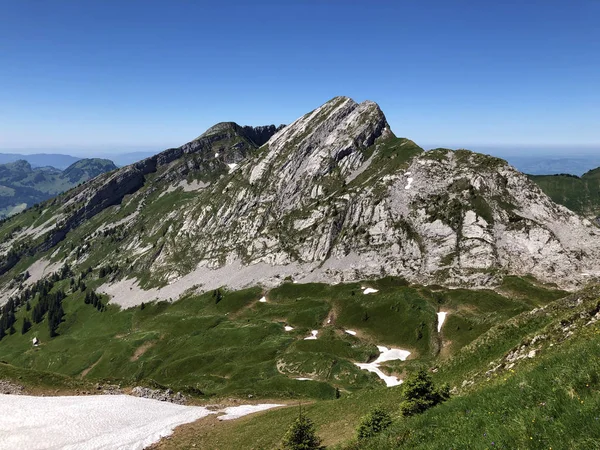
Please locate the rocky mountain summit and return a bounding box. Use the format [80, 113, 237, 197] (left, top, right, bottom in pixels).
[1, 96, 600, 307]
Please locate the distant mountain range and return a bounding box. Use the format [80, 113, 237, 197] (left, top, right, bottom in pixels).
[504, 155, 600, 177]
[0, 151, 160, 169]
[0, 158, 117, 218]
[0, 153, 81, 170]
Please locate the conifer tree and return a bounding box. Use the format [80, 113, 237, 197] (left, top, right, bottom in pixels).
[282, 407, 324, 450]
[21, 317, 32, 334]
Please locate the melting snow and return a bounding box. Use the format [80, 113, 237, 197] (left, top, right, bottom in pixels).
[363, 288, 379, 295]
[437, 312, 447, 332]
[284, 326, 294, 331]
[259, 296, 267, 303]
[217, 404, 282, 421]
[345, 330, 357, 336]
[355, 345, 411, 387]
[304, 330, 318, 340]
[0, 394, 282, 450]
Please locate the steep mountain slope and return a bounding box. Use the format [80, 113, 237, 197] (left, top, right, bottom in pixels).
[0, 158, 117, 218]
[530, 168, 600, 221]
[0, 96, 599, 309]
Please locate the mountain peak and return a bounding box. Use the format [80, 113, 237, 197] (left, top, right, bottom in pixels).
[2, 97, 600, 302]
[252, 96, 393, 191]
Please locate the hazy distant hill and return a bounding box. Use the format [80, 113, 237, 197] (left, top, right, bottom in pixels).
[506, 155, 600, 176]
[0, 158, 117, 218]
[530, 167, 600, 220]
[0, 153, 81, 170]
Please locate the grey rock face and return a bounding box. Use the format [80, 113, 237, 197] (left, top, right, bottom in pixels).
[151, 97, 600, 291]
[2, 96, 600, 308]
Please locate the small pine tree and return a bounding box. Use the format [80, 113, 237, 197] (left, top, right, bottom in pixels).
[140, 302, 145, 310]
[356, 407, 392, 440]
[282, 407, 324, 450]
[21, 317, 32, 335]
[399, 369, 450, 417]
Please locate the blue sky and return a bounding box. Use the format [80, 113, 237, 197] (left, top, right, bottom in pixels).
[0, 0, 598, 155]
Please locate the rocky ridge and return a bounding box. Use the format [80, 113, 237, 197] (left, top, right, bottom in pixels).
[1, 96, 600, 308]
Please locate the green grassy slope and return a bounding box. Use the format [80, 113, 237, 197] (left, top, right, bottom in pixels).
[0, 276, 564, 402]
[155, 286, 599, 450]
[530, 168, 600, 218]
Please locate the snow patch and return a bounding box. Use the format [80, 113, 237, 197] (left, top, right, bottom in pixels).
[437, 312, 447, 332]
[294, 378, 313, 381]
[215, 152, 219, 158]
[304, 330, 318, 340]
[259, 296, 267, 303]
[363, 288, 379, 294]
[404, 176, 414, 190]
[355, 345, 411, 387]
[217, 404, 282, 421]
[284, 326, 294, 331]
[227, 163, 238, 171]
[345, 330, 357, 336]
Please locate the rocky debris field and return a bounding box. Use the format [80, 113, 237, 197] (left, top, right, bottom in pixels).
[0, 379, 25, 395]
[131, 386, 187, 404]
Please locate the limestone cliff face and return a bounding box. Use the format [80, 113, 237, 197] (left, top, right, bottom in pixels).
[149, 96, 600, 290]
[1, 97, 599, 307]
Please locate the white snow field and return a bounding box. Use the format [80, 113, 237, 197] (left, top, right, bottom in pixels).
[363, 288, 379, 294]
[0, 394, 282, 450]
[437, 311, 447, 332]
[355, 345, 411, 387]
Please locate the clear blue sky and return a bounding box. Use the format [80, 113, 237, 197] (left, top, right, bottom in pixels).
[1, 0, 598, 155]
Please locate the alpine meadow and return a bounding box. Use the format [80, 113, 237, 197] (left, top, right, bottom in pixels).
[1, 2, 599, 449]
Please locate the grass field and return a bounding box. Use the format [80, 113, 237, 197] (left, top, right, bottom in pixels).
[150, 286, 600, 449]
[0, 275, 565, 404]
